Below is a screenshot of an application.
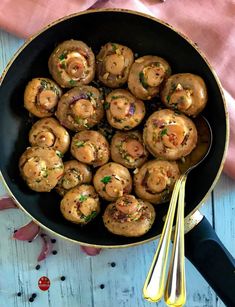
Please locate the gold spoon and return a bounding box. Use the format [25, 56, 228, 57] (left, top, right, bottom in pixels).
[143, 116, 213, 305]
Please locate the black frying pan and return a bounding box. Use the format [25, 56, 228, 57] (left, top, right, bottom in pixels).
[0, 9, 234, 306]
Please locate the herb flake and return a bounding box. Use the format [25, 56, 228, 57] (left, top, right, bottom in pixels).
[56, 150, 63, 158]
[69, 79, 76, 86]
[139, 72, 148, 89]
[79, 194, 88, 202]
[84, 211, 97, 223]
[101, 176, 112, 184]
[104, 102, 110, 110]
[75, 140, 85, 148]
[59, 53, 66, 61]
[160, 128, 168, 137]
[111, 43, 117, 52]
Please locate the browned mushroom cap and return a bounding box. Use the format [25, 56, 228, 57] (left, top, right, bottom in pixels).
[105, 89, 145, 130]
[60, 185, 100, 224]
[111, 131, 149, 169]
[96, 42, 134, 88]
[103, 194, 156, 237]
[134, 160, 180, 205]
[56, 160, 92, 196]
[143, 109, 198, 160]
[48, 40, 95, 88]
[93, 162, 132, 202]
[128, 55, 171, 100]
[56, 85, 104, 132]
[71, 130, 110, 167]
[24, 78, 62, 118]
[19, 147, 64, 192]
[160, 73, 208, 117]
[29, 117, 70, 155]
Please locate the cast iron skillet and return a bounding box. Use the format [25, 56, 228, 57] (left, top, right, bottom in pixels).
[0, 9, 234, 306]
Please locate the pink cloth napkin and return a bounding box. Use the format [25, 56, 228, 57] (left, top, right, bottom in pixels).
[0, 0, 235, 179]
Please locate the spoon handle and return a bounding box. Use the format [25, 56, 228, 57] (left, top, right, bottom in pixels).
[143, 178, 182, 302]
[164, 174, 187, 306]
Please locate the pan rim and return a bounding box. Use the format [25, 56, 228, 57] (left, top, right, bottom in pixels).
[0, 8, 229, 248]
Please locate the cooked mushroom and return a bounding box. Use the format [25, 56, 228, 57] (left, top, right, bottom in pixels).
[48, 40, 95, 88]
[71, 130, 110, 167]
[103, 194, 155, 237]
[128, 55, 171, 100]
[93, 162, 132, 201]
[134, 160, 180, 205]
[96, 42, 134, 88]
[105, 89, 145, 130]
[56, 86, 104, 132]
[19, 147, 64, 192]
[24, 78, 62, 118]
[143, 109, 198, 160]
[60, 185, 100, 224]
[160, 73, 208, 117]
[111, 131, 149, 169]
[29, 117, 70, 155]
[56, 160, 92, 196]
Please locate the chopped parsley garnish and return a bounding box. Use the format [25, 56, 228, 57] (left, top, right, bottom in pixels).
[104, 102, 110, 110]
[87, 92, 93, 98]
[111, 43, 117, 52]
[101, 176, 112, 184]
[40, 80, 48, 89]
[166, 95, 171, 102]
[75, 140, 85, 148]
[69, 79, 76, 86]
[60, 62, 66, 69]
[58, 53, 66, 61]
[111, 95, 120, 100]
[75, 117, 82, 124]
[139, 72, 148, 89]
[56, 150, 63, 158]
[160, 128, 168, 136]
[79, 194, 88, 202]
[84, 211, 97, 223]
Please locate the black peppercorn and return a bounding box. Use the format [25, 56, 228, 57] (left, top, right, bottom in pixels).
[51, 239, 56, 243]
[29, 297, 34, 302]
[52, 250, 57, 255]
[100, 284, 105, 289]
[32, 293, 37, 299]
[60, 276, 66, 281]
[17, 292, 22, 297]
[35, 264, 40, 270]
[111, 262, 116, 267]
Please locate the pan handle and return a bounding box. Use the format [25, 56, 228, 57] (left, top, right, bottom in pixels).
[185, 215, 235, 307]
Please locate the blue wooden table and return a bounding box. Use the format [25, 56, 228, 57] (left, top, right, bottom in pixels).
[0, 30, 234, 307]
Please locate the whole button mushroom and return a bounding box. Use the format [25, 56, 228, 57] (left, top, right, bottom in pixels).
[103, 194, 156, 237]
[96, 42, 134, 88]
[134, 160, 180, 205]
[160, 73, 208, 117]
[105, 89, 145, 130]
[71, 130, 110, 167]
[56, 85, 104, 132]
[24, 78, 62, 118]
[143, 109, 198, 160]
[56, 160, 92, 196]
[48, 40, 95, 88]
[128, 55, 171, 100]
[60, 185, 100, 225]
[111, 131, 149, 169]
[93, 162, 132, 202]
[29, 118, 70, 155]
[19, 147, 64, 192]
